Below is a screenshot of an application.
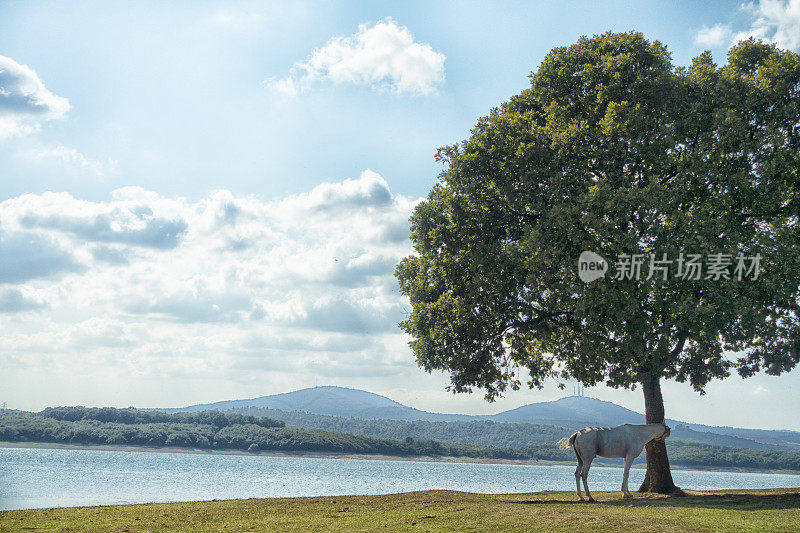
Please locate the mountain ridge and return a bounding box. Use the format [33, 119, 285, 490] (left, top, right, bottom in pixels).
[167, 386, 476, 421]
[164, 385, 800, 449]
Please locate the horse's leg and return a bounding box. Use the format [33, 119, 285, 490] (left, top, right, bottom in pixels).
[574, 454, 584, 501]
[622, 455, 634, 498]
[581, 455, 595, 502]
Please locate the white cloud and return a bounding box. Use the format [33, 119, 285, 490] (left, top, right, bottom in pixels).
[0, 230, 83, 283]
[267, 18, 445, 95]
[733, 0, 800, 50]
[268, 75, 299, 97]
[31, 145, 119, 178]
[0, 55, 70, 138]
[0, 287, 47, 313]
[0, 171, 420, 388]
[294, 169, 393, 210]
[702, 0, 800, 51]
[694, 23, 732, 47]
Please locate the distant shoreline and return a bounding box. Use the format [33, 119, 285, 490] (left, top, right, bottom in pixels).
[0, 440, 554, 465]
[3, 441, 799, 475]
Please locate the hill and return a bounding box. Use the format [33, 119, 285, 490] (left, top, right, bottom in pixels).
[220, 406, 795, 452]
[492, 395, 644, 425]
[167, 386, 800, 451]
[167, 386, 474, 421]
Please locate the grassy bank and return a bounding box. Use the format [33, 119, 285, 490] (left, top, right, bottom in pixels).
[2, 489, 799, 532]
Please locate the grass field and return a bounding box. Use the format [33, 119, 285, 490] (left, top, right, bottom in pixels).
[2, 489, 799, 532]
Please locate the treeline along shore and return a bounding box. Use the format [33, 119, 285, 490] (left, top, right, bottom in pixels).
[1, 407, 799, 472]
[0, 407, 565, 460]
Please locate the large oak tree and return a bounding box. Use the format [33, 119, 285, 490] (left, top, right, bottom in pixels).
[395, 33, 800, 493]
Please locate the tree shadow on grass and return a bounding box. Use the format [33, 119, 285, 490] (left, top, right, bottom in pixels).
[504, 492, 800, 511]
[603, 492, 800, 512]
[511, 499, 585, 505]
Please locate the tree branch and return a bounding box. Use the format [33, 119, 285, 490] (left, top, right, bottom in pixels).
[504, 310, 574, 334]
[669, 330, 689, 357]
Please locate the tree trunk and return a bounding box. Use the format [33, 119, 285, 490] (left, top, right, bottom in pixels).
[637, 374, 682, 494]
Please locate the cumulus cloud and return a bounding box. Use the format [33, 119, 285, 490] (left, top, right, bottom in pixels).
[91, 245, 133, 265]
[30, 145, 119, 178]
[21, 212, 188, 249]
[296, 169, 393, 211]
[267, 18, 445, 95]
[0, 231, 83, 283]
[0, 171, 420, 385]
[290, 296, 405, 333]
[9, 190, 188, 249]
[733, 0, 800, 50]
[0, 55, 70, 138]
[697, 0, 800, 51]
[326, 252, 398, 287]
[65, 317, 146, 348]
[694, 23, 732, 47]
[0, 287, 47, 313]
[126, 287, 254, 324]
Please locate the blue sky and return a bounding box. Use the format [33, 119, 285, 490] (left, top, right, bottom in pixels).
[1, 0, 799, 429]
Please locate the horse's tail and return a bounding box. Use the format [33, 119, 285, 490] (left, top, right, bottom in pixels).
[558, 432, 578, 449]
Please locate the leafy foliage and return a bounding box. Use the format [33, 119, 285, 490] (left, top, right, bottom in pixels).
[39, 406, 286, 428]
[395, 32, 800, 492]
[395, 32, 800, 399]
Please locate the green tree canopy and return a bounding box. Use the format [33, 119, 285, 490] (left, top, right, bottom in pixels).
[396, 32, 800, 493]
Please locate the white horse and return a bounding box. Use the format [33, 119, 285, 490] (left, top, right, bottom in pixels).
[559, 424, 670, 501]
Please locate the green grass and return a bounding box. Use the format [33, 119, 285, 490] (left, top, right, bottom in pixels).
[2, 489, 799, 532]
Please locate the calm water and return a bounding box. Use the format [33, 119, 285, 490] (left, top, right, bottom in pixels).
[2, 446, 800, 510]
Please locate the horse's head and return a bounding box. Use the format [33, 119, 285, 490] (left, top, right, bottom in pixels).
[655, 425, 671, 441]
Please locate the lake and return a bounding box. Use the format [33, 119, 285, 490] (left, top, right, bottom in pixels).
[2, 446, 800, 511]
